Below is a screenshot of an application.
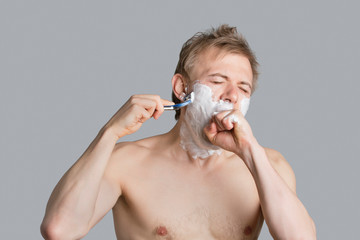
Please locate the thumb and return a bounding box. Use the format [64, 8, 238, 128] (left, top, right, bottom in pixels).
[203, 122, 217, 144]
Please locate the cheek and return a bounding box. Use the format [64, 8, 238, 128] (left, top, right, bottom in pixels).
[233, 95, 247, 109]
[211, 89, 222, 101]
[196, 81, 222, 101]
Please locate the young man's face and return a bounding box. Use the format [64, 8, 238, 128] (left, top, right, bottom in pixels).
[188, 47, 253, 109]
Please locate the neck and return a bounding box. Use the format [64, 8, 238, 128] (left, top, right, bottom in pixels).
[165, 118, 231, 169]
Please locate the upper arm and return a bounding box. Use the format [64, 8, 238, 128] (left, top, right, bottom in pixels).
[87, 143, 126, 229]
[265, 148, 297, 193]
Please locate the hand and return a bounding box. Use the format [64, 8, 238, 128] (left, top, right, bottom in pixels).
[103, 95, 174, 140]
[203, 109, 256, 163]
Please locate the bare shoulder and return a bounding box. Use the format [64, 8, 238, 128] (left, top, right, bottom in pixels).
[103, 136, 156, 182]
[107, 134, 165, 173]
[110, 137, 157, 166]
[112, 134, 164, 158]
[264, 147, 297, 193]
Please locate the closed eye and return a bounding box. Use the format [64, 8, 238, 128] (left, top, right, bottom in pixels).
[211, 80, 224, 84]
[239, 87, 248, 93]
[208, 73, 227, 84]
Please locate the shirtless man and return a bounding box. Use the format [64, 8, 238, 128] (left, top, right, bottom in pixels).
[41, 25, 316, 239]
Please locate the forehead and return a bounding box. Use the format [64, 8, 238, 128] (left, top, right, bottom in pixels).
[189, 47, 253, 83]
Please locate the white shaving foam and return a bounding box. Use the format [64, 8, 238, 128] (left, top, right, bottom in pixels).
[180, 83, 250, 159]
[240, 98, 250, 116]
[225, 114, 240, 124]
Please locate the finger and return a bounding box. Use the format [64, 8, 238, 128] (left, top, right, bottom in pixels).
[222, 117, 235, 131]
[203, 122, 218, 144]
[153, 97, 175, 120]
[213, 110, 232, 131]
[222, 111, 239, 130]
[146, 95, 163, 120]
[137, 105, 152, 122]
[224, 109, 244, 132]
[160, 99, 175, 106]
[213, 115, 225, 131]
[131, 97, 158, 118]
[154, 98, 176, 119]
[135, 95, 174, 120]
[153, 97, 175, 119]
[132, 95, 163, 116]
[147, 96, 168, 120]
[132, 94, 174, 106]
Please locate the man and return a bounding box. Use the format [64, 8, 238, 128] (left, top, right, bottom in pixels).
[41, 25, 316, 239]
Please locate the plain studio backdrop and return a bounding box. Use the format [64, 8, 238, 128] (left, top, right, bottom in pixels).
[1, 0, 359, 239]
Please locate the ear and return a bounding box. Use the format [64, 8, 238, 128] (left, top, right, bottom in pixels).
[171, 73, 187, 101]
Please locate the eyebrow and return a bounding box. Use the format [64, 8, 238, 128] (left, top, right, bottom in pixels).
[208, 73, 252, 89]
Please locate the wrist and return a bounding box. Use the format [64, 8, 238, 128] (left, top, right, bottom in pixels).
[247, 139, 267, 174]
[236, 136, 262, 172]
[99, 125, 123, 142]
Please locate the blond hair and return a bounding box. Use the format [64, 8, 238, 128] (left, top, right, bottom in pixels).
[172, 24, 259, 120]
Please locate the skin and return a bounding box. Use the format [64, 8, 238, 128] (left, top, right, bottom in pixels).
[41, 47, 316, 240]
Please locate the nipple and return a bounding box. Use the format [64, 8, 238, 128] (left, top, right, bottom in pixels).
[156, 226, 168, 236]
[243, 226, 252, 235]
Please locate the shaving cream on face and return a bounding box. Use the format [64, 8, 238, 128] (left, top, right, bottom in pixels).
[180, 83, 250, 159]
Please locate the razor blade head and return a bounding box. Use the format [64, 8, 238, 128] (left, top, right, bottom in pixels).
[163, 91, 195, 111]
[183, 92, 195, 103]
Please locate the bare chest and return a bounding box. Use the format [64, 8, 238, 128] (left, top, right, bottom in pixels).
[113, 160, 263, 239]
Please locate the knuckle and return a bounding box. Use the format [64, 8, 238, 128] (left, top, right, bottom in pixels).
[130, 104, 138, 111]
[155, 95, 163, 106]
[216, 114, 223, 122]
[129, 104, 141, 114]
[129, 95, 137, 104]
[143, 111, 151, 120]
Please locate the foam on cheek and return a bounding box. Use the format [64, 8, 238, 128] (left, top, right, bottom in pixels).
[225, 114, 240, 124]
[179, 83, 250, 159]
[180, 83, 224, 159]
[240, 98, 250, 116]
[225, 97, 250, 124]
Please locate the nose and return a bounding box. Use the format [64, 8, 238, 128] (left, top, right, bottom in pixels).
[220, 83, 239, 104]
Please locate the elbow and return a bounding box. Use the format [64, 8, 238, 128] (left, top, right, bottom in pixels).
[297, 232, 316, 240]
[297, 232, 317, 240]
[297, 217, 316, 240]
[309, 218, 317, 239]
[40, 218, 89, 240]
[294, 219, 317, 240]
[275, 232, 316, 240]
[40, 220, 61, 240]
[272, 219, 317, 240]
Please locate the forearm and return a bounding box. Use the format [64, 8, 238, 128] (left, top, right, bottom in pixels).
[41, 127, 118, 239]
[245, 140, 316, 239]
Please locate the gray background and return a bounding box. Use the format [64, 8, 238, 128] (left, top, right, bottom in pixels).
[1, 0, 359, 239]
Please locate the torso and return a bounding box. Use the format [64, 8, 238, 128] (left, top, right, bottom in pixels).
[111, 135, 264, 240]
